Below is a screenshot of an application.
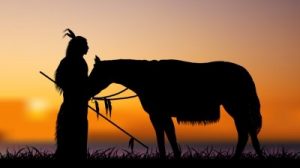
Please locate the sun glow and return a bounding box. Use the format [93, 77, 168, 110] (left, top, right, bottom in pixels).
[26, 98, 50, 121]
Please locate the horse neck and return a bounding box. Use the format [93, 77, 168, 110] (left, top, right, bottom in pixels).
[104, 60, 143, 92]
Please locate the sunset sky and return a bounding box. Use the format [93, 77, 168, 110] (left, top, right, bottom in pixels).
[0, 0, 299, 149]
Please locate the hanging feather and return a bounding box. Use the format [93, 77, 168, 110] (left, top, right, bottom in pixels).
[108, 99, 112, 117]
[128, 137, 135, 153]
[63, 28, 76, 39]
[104, 98, 109, 116]
[94, 100, 100, 119]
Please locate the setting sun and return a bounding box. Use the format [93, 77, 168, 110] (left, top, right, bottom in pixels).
[25, 98, 50, 121]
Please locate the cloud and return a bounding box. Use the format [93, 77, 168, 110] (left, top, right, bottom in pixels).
[0, 130, 6, 142]
[0, 99, 26, 141]
[0, 99, 26, 113]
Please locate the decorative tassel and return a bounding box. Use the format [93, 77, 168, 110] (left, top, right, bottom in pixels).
[104, 98, 109, 116]
[104, 98, 113, 117]
[128, 137, 135, 152]
[108, 99, 112, 117]
[94, 100, 100, 119]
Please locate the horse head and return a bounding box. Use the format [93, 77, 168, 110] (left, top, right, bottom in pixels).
[88, 55, 111, 97]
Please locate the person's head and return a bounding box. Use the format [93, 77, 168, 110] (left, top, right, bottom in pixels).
[64, 29, 89, 58]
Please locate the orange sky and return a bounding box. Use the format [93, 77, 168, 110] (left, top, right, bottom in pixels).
[0, 0, 300, 146]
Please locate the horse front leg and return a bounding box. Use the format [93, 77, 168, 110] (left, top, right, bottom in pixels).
[150, 115, 166, 158]
[164, 117, 181, 158]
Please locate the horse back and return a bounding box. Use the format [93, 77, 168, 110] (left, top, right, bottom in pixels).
[134, 60, 256, 119]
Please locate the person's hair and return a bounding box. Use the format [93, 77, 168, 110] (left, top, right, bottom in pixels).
[55, 29, 88, 92]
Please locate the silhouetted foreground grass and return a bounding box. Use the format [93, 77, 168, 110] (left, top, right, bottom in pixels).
[0, 146, 299, 161]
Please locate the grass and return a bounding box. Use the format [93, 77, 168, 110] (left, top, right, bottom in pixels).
[0, 146, 299, 160]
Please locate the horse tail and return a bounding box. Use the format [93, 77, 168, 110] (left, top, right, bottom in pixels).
[248, 93, 262, 134]
[247, 77, 262, 135]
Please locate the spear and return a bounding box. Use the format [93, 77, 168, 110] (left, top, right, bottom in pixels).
[39, 71, 148, 151]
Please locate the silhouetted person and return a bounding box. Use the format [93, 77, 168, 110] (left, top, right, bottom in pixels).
[54, 29, 90, 160]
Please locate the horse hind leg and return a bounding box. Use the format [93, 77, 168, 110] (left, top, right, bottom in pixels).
[223, 104, 249, 158]
[250, 128, 264, 158]
[164, 117, 181, 158]
[230, 109, 263, 158]
[233, 117, 249, 158]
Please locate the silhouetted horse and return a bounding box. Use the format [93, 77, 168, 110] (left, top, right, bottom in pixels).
[89, 56, 263, 158]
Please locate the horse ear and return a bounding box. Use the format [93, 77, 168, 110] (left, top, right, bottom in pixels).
[95, 55, 101, 63]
